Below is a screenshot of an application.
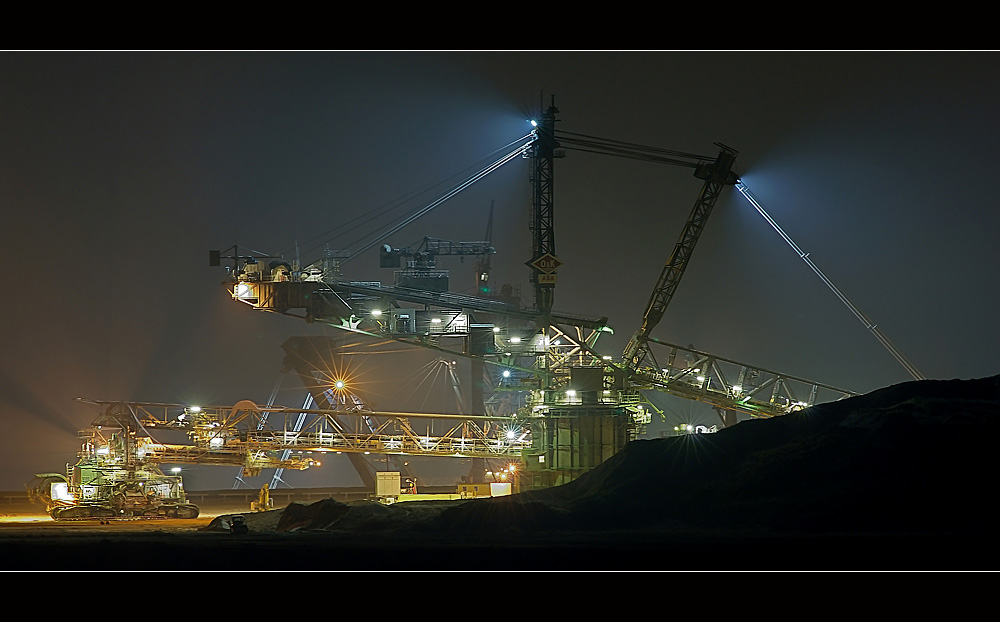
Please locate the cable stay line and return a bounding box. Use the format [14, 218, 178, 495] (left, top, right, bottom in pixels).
[735, 181, 925, 381]
[286, 133, 534, 261]
[287, 133, 536, 267]
[554, 130, 713, 168]
[555, 129, 710, 161]
[337, 135, 536, 266]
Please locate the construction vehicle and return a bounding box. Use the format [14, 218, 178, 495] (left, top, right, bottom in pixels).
[250, 484, 274, 512]
[26, 394, 538, 517]
[27, 459, 199, 520]
[229, 515, 249, 534]
[206, 100, 866, 491]
[25, 404, 206, 520]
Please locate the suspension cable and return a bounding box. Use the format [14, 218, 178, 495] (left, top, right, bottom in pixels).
[555, 130, 710, 161]
[290, 134, 536, 265]
[340, 136, 536, 264]
[735, 181, 925, 381]
[555, 130, 712, 167]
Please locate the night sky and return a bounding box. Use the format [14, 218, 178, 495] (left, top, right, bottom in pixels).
[2, 51, 998, 491]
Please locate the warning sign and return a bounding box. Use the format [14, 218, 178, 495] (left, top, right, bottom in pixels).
[529, 253, 562, 274]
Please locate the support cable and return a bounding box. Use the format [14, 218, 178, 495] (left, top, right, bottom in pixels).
[735, 181, 925, 381]
[554, 131, 713, 167]
[340, 137, 536, 264]
[291, 134, 536, 266]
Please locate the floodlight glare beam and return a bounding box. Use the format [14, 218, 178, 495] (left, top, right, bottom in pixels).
[735, 180, 924, 381]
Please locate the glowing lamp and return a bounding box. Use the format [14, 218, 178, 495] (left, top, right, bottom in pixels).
[51, 482, 73, 502]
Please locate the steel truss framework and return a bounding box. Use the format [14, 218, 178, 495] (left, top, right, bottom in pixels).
[198, 114, 873, 494]
[76, 398, 530, 478]
[629, 339, 857, 419]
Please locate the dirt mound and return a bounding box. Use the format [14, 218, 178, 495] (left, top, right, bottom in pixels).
[270, 498, 471, 534]
[202, 509, 285, 533]
[265, 375, 1000, 538]
[276, 499, 353, 532]
[560, 375, 1000, 533]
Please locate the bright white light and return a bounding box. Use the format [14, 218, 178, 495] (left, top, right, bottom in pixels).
[189, 406, 201, 413]
[235, 283, 251, 298]
[96, 446, 110, 455]
[566, 390, 577, 397]
[171, 467, 181, 473]
[431, 318, 441, 324]
[51, 482, 73, 502]
[697, 375, 706, 383]
[209, 437, 224, 448]
[529, 119, 538, 127]
[510, 336, 521, 343]
[686, 425, 694, 432]
[493, 327, 500, 333]
[602, 355, 612, 360]
[371, 308, 382, 317]
[506, 430, 516, 440]
[334, 380, 345, 389]
[502, 370, 511, 378]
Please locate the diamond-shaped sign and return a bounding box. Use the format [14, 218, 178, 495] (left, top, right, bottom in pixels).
[529, 253, 563, 274]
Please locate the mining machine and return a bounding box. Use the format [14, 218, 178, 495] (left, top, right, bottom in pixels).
[27, 403, 201, 520]
[28, 395, 534, 518]
[544, 131, 858, 425]
[203, 99, 861, 490]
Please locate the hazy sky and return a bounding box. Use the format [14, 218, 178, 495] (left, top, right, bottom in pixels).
[2, 51, 998, 491]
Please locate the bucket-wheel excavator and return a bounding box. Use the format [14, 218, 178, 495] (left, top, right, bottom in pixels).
[33, 99, 909, 502]
[27, 405, 200, 520]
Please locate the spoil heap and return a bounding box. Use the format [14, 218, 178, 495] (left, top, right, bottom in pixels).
[249, 375, 1000, 540]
